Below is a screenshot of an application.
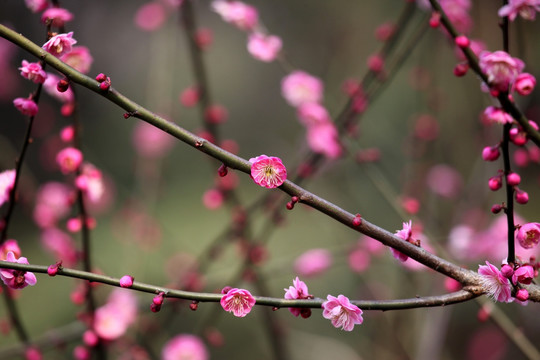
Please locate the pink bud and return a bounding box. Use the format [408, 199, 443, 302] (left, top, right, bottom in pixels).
[205, 104, 228, 124]
[60, 125, 75, 142]
[218, 164, 228, 177]
[83, 330, 99, 347]
[500, 264, 514, 278]
[95, 73, 107, 82]
[506, 172, 521, 186]
[455, 35, 470, 48]
[482, 146, 500, 161]
[453, 63, 469, 77]
[515, 189, 529, 204]
[153, 292, 165, 306]
[491, 204, 503, 214]
[367, 54, 384, 73]
[352, 214, 362, 227]
[429, 12, 441, 28]
[514, 73, 536, 96]
[119, 275, 134, 288]
[47, 261, 62, 276]
[488, 176, 502, 191]
[515, 288, 529, 302]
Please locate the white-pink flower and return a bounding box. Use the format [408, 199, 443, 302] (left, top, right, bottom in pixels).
[42, 32, 77, 58]
[211, 0, 258, 31]
[498, 0, 540, 21]
[247, 32, 282, 62]
[220, 288, 256, 317]
[162, 334, 208, 360]
[281, 71, 324, 107]
[284, 277, 311, 317]
[322, 294, 363, 331]
[19, 60, 47, 84]
[0, 252, 37, 290]
[249, 155, 287, 189]
[294, 248, 332, 277]
[478, 261, 512, 303]
[0, 169, 16, 208]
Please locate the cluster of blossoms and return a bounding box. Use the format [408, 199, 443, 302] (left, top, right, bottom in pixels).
[478, 260, 539, 303]
[211, 1, 282, 62]
[0, 241, 37, 290]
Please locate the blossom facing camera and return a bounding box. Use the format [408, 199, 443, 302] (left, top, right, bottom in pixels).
[42, 32, 77, 58]
[249, 155, 287, 189]
[247, 32, 282, 62]
[281, 71, 324, 107]
[220, 288, 256, 317]
[322, 294, 363, 331]
[478, 261, 512, 303]
[479, 51, 524, 92]
[516, 222, 540, 249]
[0, 252, 37, 289]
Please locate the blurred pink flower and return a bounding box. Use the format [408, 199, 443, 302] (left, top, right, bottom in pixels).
[41, 228, 78, 266]
[179, 86, 200, 107]
[0, 169, 16, 208]
[94, 289, 138, 340]
[426, 164, 462, 198]
[43, 73, 74, 103]
[498, 0, 540, 21]
[33, 182, 73, 228]
[322, 294, 363, 331]
[479, 51, 524, 92]
[0, 239, 21, 260]
[61, 46, 93, 74]
[0, 252, 37, 290]
[202, 188, 224, 210]
[284, 277, 311, 317]
[19, 60, 47, 84]
[211, 1, 258, 31]
[348, 247, 370, 273]
[306, 123, 342, 159]
[75, 163, 104, 203]
[281, 71, 324, 107]
[478, 261, 512, 303]
[162, 334, 208, 360]
[220, 288, 256, 317]
[294, 248, 332, 277]
[42, 32, 77, 58]
[56, 147, 83, 174]
[133, 121, 175, 158]
[481, 106, 513, 125]
[134, 2, 167, 32]
[41, 8, 74, 27]
[25, 0, 48, 12]
[516, 222, 540, 249]
[247, 32, 282, 62]
[297, 102, 331, 127]
[13, 97, 39, 117]
[249, 155, 287, 189]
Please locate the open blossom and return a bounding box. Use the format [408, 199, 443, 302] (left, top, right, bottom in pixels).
[513, 73, 536, 96]
[294, 248, 332, 277]
[220, 288, 256, 317]
[391, 220, 413, 262]
[306, 123, 342, 159]
[512, 265, 535, 285]
[249, 155, 287, 188]
[479, 51, 524, 92]
[42, 32, 77, 58]
[162, 334, 208, 360]
[297, 102, 331, 127]
[281, 71, 324, 107]
[41, 7, 74, 27]
[56, 147, 83, 174]
[211, 1, 258, 31]
[33, 182, 73, 228]
[0, 169, 16, 208]
[478, 261, 512, 303]
[322, 294, 363, 331]
[284, 277, 311, 317]
[61, 46, 93, 74]
[75, 163, 104, 203]
[19, 60, 47, 84]
[25, 0, 48, 12]
[482, 106, 513, 125]
[94, 289, 138, 340]
[247, 32, 282, 62]
[0, 252, 37, 290]
[498, 0, 540, 21]
[0, 239, 21, 260]
[13, 97, 39, 117]
[516, 222, 540, 249]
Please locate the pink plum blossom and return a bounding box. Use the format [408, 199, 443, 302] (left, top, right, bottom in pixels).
[43, 73, 74, 103]
[481, 106, 514, 125]
[306, 123, 342, 159]
[0, 239, 21, 260]
[94, 289, 138, 340]
[33, 182, 72, 228]
[294, 248, 332, 277]
[249, 155, 287, 189]
[19, 60, 47, 84]
[41, 228, 78, 266]
[75, 163, 104, 203]
[25, 0, 48, 12]
[284, 277, 311, 317]
[478, 261, 512, 303]
[42, 32, 77, 58]
[498, 0, 540, 21]
[479, 51, 525, 92]
[322, 294, 363, 331]
[211, 1, 258, 31]
[426, 164, 462, 198]
[133, 121, 175, 158]
[162, 334, 208, 360]
[0, 169, 16, 208]
[61, 47, 94, 74]
[281, 71, 324, 107]
[0, 252, 37, 290]
[202, 188, 224, 210]
[220, 288, 256, 317]
[56, 147, 83, 174]
[134, 2, 167, 32]
[41, 8, 74, 27]
[296, 102, 331, 127]
[391, 220, 413, 262]
[516, 222, 540, 249]
[512, 265, 534, 285]
[247, 32, 282, 62]
[13, 97, 39, 117]
[513, 73, 536, 96]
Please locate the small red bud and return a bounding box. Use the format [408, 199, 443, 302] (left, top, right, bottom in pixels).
[218, 164, 228, 177]
[286, 202, 294, 210]
[95, 73, 107, 82]
[352, 214, 362, 227]
[189, 301, 199, 311]
[453, 63, 469, 77]
[291, 196, 299, 203]
[429, 12, 441, 28]
[99, 81, 110, 91]
[455, 35, 470, 48]
[57, 79, 69, 92]
[491, 204, 503, 214]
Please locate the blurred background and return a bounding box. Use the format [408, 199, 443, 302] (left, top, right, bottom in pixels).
[1, 0, 540, 359]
